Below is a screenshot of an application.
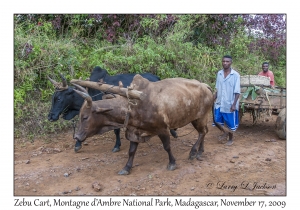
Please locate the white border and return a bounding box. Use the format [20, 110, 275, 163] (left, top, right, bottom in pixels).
[4, 0, 297, 209]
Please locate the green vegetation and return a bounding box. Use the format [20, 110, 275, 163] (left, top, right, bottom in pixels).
[14, 14, 286, 139]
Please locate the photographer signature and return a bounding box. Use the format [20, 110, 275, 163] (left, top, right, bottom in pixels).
[206, 181, 276, 192]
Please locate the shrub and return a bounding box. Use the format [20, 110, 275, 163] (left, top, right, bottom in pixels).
[14, 14, 286, 140]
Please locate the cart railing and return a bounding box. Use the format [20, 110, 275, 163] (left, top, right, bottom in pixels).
[239, 84, 286, 113]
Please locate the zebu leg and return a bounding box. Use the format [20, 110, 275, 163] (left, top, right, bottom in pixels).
[189, 119, 208, 160]
[118, 141, 138, 175]
[189, 132, 205, 160]
[112, 129, 121, 153]
[196, 125, 208, 160]
[74, 140, 82, 153]
[196, 131, 206, 161]
[170, 129, 178, 138]
[158, 132, 176, 171]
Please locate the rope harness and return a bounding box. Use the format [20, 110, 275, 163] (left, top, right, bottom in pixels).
[123, 88, 137, 130]
[72, 119, 77, 139]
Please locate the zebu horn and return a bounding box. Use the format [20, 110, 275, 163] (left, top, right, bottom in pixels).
[119, 81, 123, 88]
[73, 84, 88, 94]
[47, 76, 59, 86]
[73, 89, 92, 108]
[60, 73, 68, 88]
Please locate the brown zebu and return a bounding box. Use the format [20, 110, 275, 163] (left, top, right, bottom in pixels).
[72, 75, 224, 175]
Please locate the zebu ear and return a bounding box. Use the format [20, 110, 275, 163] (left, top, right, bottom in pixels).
[95, 107, 113, 113]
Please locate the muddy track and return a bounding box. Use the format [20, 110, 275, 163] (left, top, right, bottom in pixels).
[14, 114, 286, 196]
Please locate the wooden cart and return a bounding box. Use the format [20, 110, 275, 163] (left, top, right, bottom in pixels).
[239, 75, 286, 139]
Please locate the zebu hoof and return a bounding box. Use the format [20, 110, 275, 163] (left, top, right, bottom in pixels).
[196, 155, 204, 161]
[170, 130, 178, 138]
[225, 140, 233, 146]
[74, 145, 82, 153]
[118, 169, 130, 175]
[167, 163, 176, 171]
[112, 147, 120, 153]
[189, 153, 197, 160]
[218, 133, 228, 141]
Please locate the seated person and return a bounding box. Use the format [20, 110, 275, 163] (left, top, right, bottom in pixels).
[258, 62, 275, 87]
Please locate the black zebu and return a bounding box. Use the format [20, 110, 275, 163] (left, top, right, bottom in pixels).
[48, 66, 177, 152]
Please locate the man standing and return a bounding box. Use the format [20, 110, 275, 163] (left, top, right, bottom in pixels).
[258, 62, 275, 87]
[213, 55, 240, 146]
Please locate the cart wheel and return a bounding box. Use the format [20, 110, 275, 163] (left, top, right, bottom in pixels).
[238, 108, 244, 122]
[275, 108, 286, 140]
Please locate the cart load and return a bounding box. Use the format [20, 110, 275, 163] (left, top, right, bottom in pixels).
[239, 75, 286, 139]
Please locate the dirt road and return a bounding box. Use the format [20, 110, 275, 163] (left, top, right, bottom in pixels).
[14, 114, 286, 196]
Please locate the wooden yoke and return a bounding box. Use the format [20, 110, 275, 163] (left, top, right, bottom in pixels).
[70, 79, 146, 100]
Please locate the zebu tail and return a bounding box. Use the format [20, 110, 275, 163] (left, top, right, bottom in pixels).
[212, 105, 225, 133]
[205, 85, 226, 133]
